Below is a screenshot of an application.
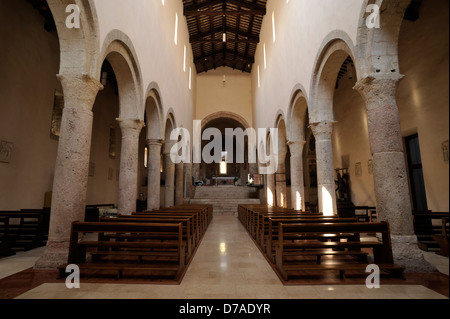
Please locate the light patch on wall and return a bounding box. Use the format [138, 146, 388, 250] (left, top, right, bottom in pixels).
[174, 13, 178, 45]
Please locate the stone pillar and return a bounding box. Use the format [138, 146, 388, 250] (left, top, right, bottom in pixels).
[354, 74, 435, 272]
[117, 119, 144, 215]
[276, 151, 287, 208]
[310, 121, 337, 216]
[164, 143, 175, 207]
[192, 163, 200, 182]
[288, 141, 306, 211]
[147, 139, 164, 211]
[175, 162, 184, 206]
[34, 74, 103, 269]
[266, 173, 276, 207]
[184, 162, 193, 200]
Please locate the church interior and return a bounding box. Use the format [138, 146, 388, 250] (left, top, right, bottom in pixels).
[0, 0, 449, 305]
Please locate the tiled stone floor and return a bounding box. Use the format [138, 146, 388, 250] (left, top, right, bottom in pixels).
[0, 214, 448, 299]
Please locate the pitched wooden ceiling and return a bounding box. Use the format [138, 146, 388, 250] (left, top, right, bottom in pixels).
[183, 0, 267, 74]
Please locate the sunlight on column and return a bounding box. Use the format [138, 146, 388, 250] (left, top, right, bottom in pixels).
[322, 186, 334, 216]
[295, 191, 302, 211]
[267, 188, 274, 207]
[280, 192, 285, 208]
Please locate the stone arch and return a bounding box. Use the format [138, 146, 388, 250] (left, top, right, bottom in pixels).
[145, 82, 164, 140]
[47, 0, 100, 77]
[98, 30, 143, 121]
[356, 0, 412, 78]
[309, 32, 358, 123]
[201, 111, 250, 131]
[275, 113, 288, 156]
[287, 86, 309, 143]
[164, 111, 176, 142]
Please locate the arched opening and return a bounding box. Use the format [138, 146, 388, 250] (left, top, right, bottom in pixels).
[276, 117, 288, 208]
[86, 59, 121, 209]
[139, 88, 164, 211]
[162, 115, 176, 207]
[310, 37, 357, 216]
[288, 90, 310, 211]
[199, 117, 250, 186]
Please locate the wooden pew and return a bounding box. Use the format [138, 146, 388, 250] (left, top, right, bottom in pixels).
[109, 216, 194, 261]
[264, 217, 359, 262]
[58, 221, 186, 281]
[413, 212, 450, 251]
[142, 207, 209, 233]
[0, 216, 15, 257]
[0, 212, 47, 251]
[275, 221, 405, 281]
[135, 211, 203, 242]
[254, 212, 318, 242]
[354, 206, 377, 223]
[432, 217, 449, 257]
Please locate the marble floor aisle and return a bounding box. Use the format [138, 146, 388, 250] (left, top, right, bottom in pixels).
[2, 214, 449, 299]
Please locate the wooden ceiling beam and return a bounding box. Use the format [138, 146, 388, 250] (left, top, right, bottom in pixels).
[189, 26, 259, 42]
[184, 0, 266, 13]
[184, 10, 266, 17]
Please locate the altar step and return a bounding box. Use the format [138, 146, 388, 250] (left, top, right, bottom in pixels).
[189, 186, 261, 214]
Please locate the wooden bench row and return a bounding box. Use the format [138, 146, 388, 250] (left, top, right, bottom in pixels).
[57, 204, 213, 282]
[238, 205, 405, 282]
[0, 211, 49, 256]
[413, 212, 450, 253]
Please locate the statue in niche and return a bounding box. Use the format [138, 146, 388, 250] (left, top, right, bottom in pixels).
[335, 171, 351, 202]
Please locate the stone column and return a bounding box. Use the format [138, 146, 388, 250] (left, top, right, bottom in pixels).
[266, 173, 276, 207]
[34, 74, 103, 269]
[184, 162, 193, 200]
[276, 151, 287, 208]
[117, 119, 144, 215]
[192, 163, 200, 183]
[288, 141, 306, 211]
[354, 74, 435, 272]
[147, 139, 164, 211]
[175, 162, 184, 206]
[310, 121, 337, 216]
[164, 142, 175, 207]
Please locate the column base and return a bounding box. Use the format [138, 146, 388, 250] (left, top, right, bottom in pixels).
[34, 241, 70, 270]
[391, 235, 438, 273]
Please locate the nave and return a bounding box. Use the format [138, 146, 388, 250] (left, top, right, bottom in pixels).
[0, 215, 447, 300]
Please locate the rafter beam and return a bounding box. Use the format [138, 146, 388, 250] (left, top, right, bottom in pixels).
[190, 26, 259, 43]
[184, 9, 266, 17]
[184, 0, 266, 13]
[194, 50, 254, 65]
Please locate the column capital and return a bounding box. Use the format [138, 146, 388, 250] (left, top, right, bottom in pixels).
[287, 140, 306, 157]
[117, 118, 145, 135]
[309, 121, 336, 141]
[147, 139, 165, 147]
[353, 73, 405, 105]
[56, 73, 104, 111]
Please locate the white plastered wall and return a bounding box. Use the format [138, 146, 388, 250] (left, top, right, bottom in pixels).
[93, 0, 196, 136]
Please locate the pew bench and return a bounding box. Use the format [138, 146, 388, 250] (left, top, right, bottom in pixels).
[134, 211, 202, 243]
[413, 212, 450, 251]
[0, 216, 15, 257]
[275, 221, 405, 281]
[103, 216, 194, 262]
[59, 221, 186, 281]
[264, 217, 358, 262]
[432, 217, 449, 257]
[0, 212, 47, 251]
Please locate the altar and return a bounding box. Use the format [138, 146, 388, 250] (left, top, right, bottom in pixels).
[212, 176, 236, 185]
